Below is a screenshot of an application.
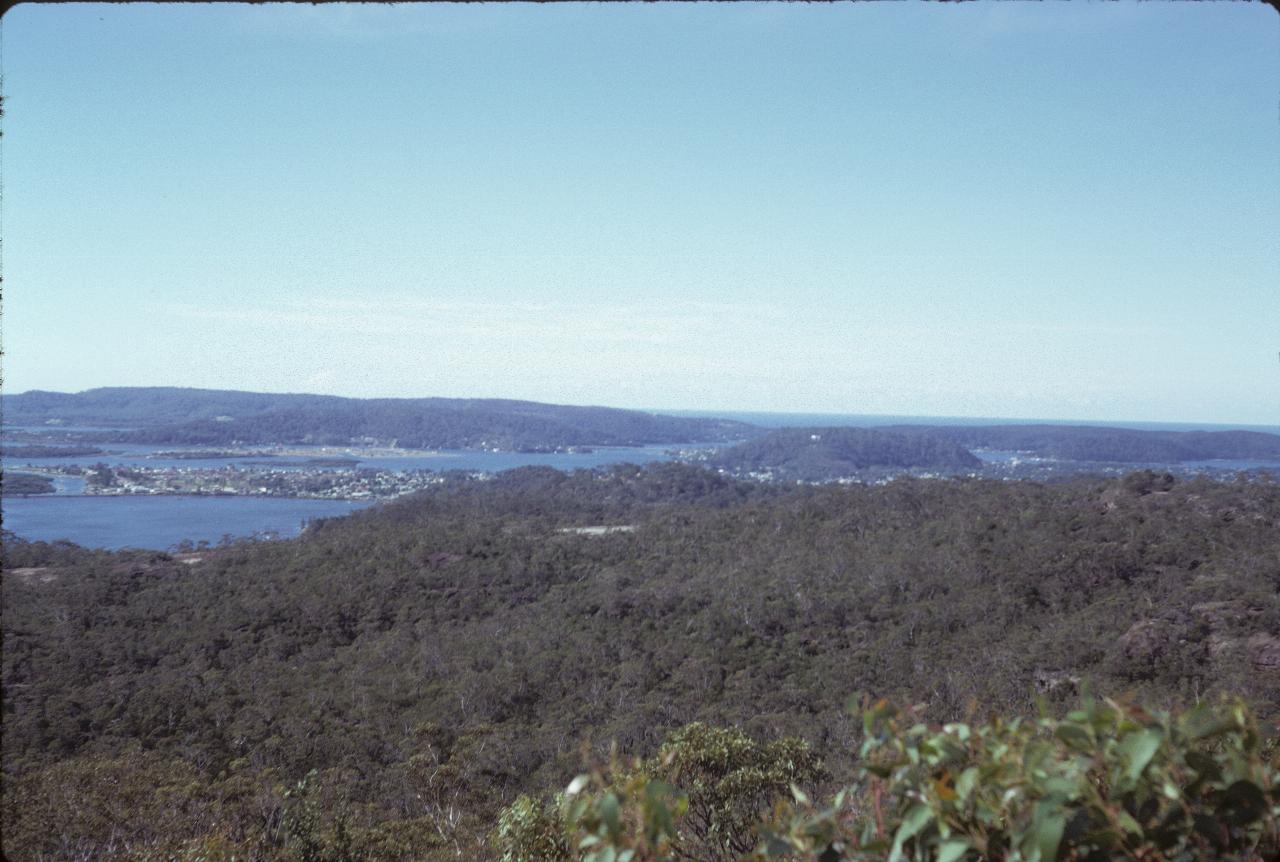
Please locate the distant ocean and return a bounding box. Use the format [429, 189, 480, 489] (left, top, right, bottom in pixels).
[653, 410, 1280, 437]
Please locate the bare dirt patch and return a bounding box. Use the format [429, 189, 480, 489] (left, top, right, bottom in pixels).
[6, 567, 58, 584]
[557, 525, 637, 536]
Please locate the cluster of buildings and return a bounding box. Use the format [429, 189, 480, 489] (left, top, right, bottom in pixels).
[34, 463, 447, 500]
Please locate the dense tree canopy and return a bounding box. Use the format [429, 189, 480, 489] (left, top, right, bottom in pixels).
[2, 464, 1278, 859]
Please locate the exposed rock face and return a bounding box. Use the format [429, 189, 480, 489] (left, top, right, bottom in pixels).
[1114, 596, 1274, 678]
[1248, 633, 1280, 673]
[1119, 619, 1171, 664]
[1120, 470, 1177, 496]
[1191, 601, 1260, 630]
[1033, 669, 1081, 695]
[1206, 634, 1235, 659]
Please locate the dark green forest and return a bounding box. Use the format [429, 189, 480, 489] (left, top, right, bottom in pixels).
[2, 464, 1278, 859]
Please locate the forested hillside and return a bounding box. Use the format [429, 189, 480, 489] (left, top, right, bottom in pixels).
[2, 387, 758, 448]
[3, 465, 1277, 859]
[118, 403, 754, 449]
[2, 387, 348, 427]
[709, 427, 982, 479]
[892, 424, 1280, 463]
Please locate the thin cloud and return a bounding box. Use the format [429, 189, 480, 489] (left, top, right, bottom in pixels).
[158, 297, 788, 347]
[233, 4, 492, 43]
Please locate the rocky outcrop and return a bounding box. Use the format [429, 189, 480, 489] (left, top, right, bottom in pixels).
[1116, 599, 1270, 677]
[1247, 633, 1280, 673]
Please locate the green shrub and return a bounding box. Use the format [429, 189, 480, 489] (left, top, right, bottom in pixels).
[757, 695, 1279, 861]
[503, 697, 1278, 862]
[493, 793, 571, 862]
[495, 723, 822, 862]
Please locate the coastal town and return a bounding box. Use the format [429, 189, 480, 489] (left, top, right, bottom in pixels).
[16, 462, 449, 500]
[8, 447, 1265, 504]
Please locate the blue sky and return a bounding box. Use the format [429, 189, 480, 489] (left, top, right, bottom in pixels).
[3, 2, 1277, 424]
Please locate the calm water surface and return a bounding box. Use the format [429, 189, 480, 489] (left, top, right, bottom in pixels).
[7, 415, 1278, 551]
[1, 440, 696, 550]
[1, 495, 371, 550]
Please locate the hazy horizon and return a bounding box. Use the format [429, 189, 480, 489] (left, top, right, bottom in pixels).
[4, 3, 1278, 425]
[4, 383, 1280, 434]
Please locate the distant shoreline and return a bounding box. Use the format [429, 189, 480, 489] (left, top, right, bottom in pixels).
[650, 409, 1280, 437]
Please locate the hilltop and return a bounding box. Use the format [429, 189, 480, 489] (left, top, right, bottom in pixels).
[890, 423, 1280, 463]
[1, 387, 759, 450]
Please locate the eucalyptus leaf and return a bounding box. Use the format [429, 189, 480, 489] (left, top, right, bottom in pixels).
[889, 803, 933, 862]
[937, 837, 971, 862]
[1025, 805, 1066, 862]
[1118, 728, 1164, 784]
